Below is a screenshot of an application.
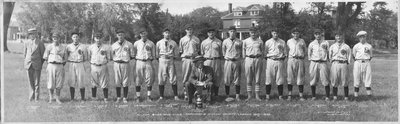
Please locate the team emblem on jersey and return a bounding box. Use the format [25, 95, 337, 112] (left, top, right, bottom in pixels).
[235, 44, 241, 50]
[145, 45, 151, 51]
[322, 44, 328, 50]
[169, 45, 173, 50]
[124, 47, 129, 52]
[100, 50, 106, 55]
[340, 49, 346, 55]
[78, 49, 82, 55]
[364, 47, 370, 53]
[278, 45, 284, 52]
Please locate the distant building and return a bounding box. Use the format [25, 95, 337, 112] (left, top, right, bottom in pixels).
[221, 3, 264, 40]
[7, 22, 26, 42]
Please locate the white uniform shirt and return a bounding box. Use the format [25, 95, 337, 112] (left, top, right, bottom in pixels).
[111, 40, 134, 62]
[352, 42, 373, 60]
[88, 43, 111, 65]
[264, 38, 287, 59]
[133, 39, 156, 60]
[242, 37, 264, 57]
[329, 42, 351, 62]
[308, 40, 330, 61]
[287, 38, 306, 58]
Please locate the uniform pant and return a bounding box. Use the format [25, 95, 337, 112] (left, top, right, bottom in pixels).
[223, 60, 241, 86]
[114, 62, 130, 87]
[265, 59, 285, 85]
[68, 62, 85, 88]
[136, 60, 154, 87]
[204, 59, 222, 86]
[91, 64, 109, 88]
[27, 66, 41, 100]
[330, 62, 349, 87]
[353, 60, 372, 87]
[309, 61, 330, 86]
[47, 63, 65, 89]
[244, 57, 262, 92]
[158, 58, 177, 85]
[182, 58, 195, 84]
[287, 58, 305, 85]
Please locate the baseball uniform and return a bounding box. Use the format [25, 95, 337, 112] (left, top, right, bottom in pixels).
[112, 40, 134, 100]
[133, 39, 156, 87]
[222, 37, 242, 97]
[88, 43, 111, 99]
[308, 39, 331, 99]
[156, 38, 179, 98]
[352, 42, 373, 88]
[179, 35, 201, 99]
[329, 41, 351, 99]
[242, 37, 264, 97]
[43, 43, 67, 100]
[201, 37, 223, 96]
[286, 38, 306, 85]
[66, 43, 87, 88]
[23, 38, 45, 101]
[264, 38, 287, 98]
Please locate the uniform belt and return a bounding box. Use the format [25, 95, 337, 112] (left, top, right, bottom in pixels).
[68, 61, 83, 63]
[225, 58, 239, 61]
[356, 59, 370, 63]
[312, 60, 327, 63]
[114, 60, 129, 63]
[182, 56, 196, 59]
[291, 56, 304, 59]
[205, 57, 221, 60]
[137, 59, 153, 61]
[159, 56, 174, 59]
[246, 55, 261, 58]
[49, 62, 64, 65]
[266, 57, 285, 61]
[91, 63, 106, 66]
[333, 60, 348, 64]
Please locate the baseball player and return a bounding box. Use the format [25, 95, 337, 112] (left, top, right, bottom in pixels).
[23, 28, 45, 102]
[179, 25, 201, 100]
[201, 28, 223, 101]
[187, 56, 214, 105]
[155, 28, 180, 101]
[308, 29, 331, 101]
[222, 26, 242, 101]
[111, 29, 134, 103]
[66, 32, 88, 102]
[88, 33, 111, 102]
[264, 29, 287, 100]
[286, 28, 307, 101]
[352, 31, 373, 98]
[242, 27, 264, 101]
[43, 33, 68, 104]
[329, 31, 351, 101]
[133, 29, 156, 102]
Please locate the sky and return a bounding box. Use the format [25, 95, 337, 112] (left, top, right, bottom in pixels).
[159, 0, 399, 15]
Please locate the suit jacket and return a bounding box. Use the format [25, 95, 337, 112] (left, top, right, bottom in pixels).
[24, 39, 45, 70]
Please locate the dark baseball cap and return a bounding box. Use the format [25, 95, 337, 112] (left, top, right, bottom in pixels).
[94, 33, 103, 37]
[228, 26, 236, 31]
[163, 28, 170, 32]
[185, 25, 193, 30]
[207, 28, 216, 33]
[291, 27, 300, 33]
[314, 29, 322, 34]
[116, 29, 125, 34]
[71, 32, 81, 36]
[52, 33, 60, 38]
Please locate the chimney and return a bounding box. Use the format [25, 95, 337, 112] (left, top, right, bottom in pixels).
[229, 3, 232, 13]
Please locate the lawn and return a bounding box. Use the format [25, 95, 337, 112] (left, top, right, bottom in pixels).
[3, 42, 398, 122]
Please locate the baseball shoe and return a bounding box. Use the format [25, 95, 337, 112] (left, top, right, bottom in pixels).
[91, 97, 98, 101]
[311, 97, 316, 101]
[245, 97, 251, 102]
[324, 97, 330, 101]
[104, 98, 108, 103]
[235, 96, 241, 102]
[123, 98, 128, 103]
[157, 97, 164, 102]
[278, 96, 283, 100]
[344, 97, 349, 101]
[184, 96, 188, 101]
[354, 92, 359, 97]
[333, 96, 338, 101]
[115, 98, 121, 103]
[146, 97, 152, 102]
[299, 97, 306, 101]
[55, 99, 62, 104]
[174, 96, 181, 101]
[287, 96, 292, 101]
[135, 98, 140, 103]
[265, 95, 270, 101]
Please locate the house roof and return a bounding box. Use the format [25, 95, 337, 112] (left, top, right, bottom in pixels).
[221, 12, 263, 20]
[221, 4, 264, 20]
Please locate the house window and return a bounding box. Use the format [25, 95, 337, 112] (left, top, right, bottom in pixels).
[234, 12, 242, 16]
[234, 19, 241, 28]
[250, 11, 259, 15]
[251, 20, 258, 27]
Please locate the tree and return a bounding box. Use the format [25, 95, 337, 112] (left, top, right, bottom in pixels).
[335, 2, 364, 46]
[365, 2, 397, 48]
[4, 2, 15, 52]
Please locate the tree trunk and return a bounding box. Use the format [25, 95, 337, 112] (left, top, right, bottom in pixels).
[3, 2, 15, 52]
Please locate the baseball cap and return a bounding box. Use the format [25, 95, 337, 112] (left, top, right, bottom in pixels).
[193, 55, 205, 62]
[228, 26, 236, 31]
[249, 27, 257, 32]
[94, 33, 103, 37]
[52, 33, 60, 38]
[291, 27, 300, 33]
[185, 25, 193, 30]
[71, 32, 81, 36]
[356, 31, 367, 36]
[28, 28, 37, 34]
[314, 29, 322, 34]
[163, 28, 170, 32]
[116, 29, 125, 34]
[207, 28, 216, 33]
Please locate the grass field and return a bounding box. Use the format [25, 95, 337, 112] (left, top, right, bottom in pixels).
[3, 42, 398, 122]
